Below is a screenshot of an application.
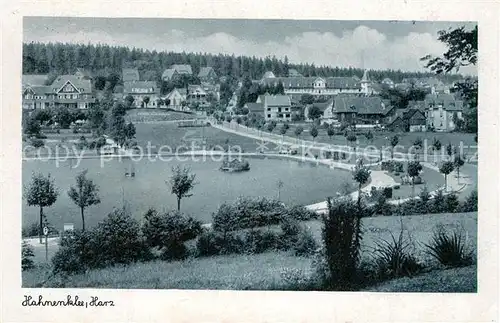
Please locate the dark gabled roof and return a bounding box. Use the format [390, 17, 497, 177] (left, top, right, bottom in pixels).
[407, 100, 426, 111]
[424, 93, 463, 111]
[22, 74, 49, 86]
[333, 96, 393, 115]
[170, 64, 193, 74]
[162, 69, 177, 80]
[122, 68, 140, 82]
[310, 99, 334, 112]
[244, 102, 264, 113]
[51, 75, 92, 94]
[123, 81, 159, 94]
[75, 68, 92, 78]
[198, 67, 216, 78]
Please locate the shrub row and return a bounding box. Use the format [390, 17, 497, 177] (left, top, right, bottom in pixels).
[371, 189, 477, 217]
[211, 197, 317, 232]
[197, 219, 317, 257]
[381, 160, 404, 173]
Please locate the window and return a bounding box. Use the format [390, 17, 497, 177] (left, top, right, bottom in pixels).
[267, 114, 271, 118]
[267, 108, 271, 111]
[278, 108, 282, 113]
[286, 114, 290, 118]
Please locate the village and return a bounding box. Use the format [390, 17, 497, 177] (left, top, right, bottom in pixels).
[20, 20, 478, 294]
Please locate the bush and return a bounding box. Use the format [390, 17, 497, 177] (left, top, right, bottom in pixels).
[373, 195, 392, 216]
[196, 230, 245, 257]
[293, 228, 318, 256]
[212, 197, 286, 232]
[22, 222, 40, 238]
[35, 133, 48, 139]
[381, 160, 404, 173]
[244, 229, 280, 254]
[21, 240, 35, 271]
[319, 198, 363, 290]
[430, 189, 446, 213]
[142, 209, 202, 260]
[30, 138, 45, 148]
[425, 228, 474, 267]
[444, 193, 460, 213]
[285, 205, 318, 221]
[460, 190, 478, 212]
[52, 209, 152, 274]
[383, 187, 393, 199]
[372, 231, 423, 279]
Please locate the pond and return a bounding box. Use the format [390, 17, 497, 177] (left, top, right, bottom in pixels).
[22, 156, 352, 229]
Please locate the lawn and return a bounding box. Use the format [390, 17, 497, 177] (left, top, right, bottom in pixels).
[23, 212, 477, 290]
[23, 252, 314, 289]
[279, 123, 477, 154]
[364, 265, 477, 292]
[135, 123, 273, 153]
[125, 108, 198, 122]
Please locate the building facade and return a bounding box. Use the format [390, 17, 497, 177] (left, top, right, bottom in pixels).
[423, 93, 463, 132]
[262, 94, 292, 122]
[22, 75, 95, 110]
[123, 81, 160, 108]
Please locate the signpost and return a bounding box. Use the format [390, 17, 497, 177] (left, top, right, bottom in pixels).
[43, 226, 49, 262]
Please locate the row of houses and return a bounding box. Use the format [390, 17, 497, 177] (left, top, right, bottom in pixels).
[243, 92, 464, 132]
[22, 65, 221, 111]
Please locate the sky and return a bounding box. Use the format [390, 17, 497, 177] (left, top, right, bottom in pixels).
[23, 17, 477, 74]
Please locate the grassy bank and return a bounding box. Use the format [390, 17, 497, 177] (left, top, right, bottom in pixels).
[23, 212, 477, 290]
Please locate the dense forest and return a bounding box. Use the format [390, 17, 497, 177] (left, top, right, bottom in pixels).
[22, 42, 464, 84]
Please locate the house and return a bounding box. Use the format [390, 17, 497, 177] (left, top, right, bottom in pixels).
[260, 75, 362, 98]
[288, 69, 302, 77]
[332, 96, 395, 125]
[186, 84, 209, 108]
[303, 99, 334, 122]
[423, 93, 464, 132]
[123, 81, 160, 108]
[75, 68, 92, 80]
[262, 71, 276, 79]
[122, 68, 140, 82]
[388, 109, 427, 132]
[171, 64, 193, 75]
[22, 75, 95, 110]
[164, 88, 187, 111]
[360, 70, 372, 95]
[244, 102, 264, 117]
[198, 67, 218, 84]
[381, 78, 395, 88]
[262, 94, 292, 121]
[161, 69, 178, 82]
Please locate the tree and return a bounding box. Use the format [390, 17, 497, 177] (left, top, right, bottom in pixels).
[300, 94, 315, 105]
[267, 122, 276, 133]
[346, 134, 357, 151]
[310, 126, 318, 142]
[446, 142, 454, 158]
[421, 25, 477, 74]
[168, 166, 197, 211]
[308, 106, 323, 121]
[124, 95, 135, 108]
[390, 135, 399, 159]
[364, 131, 374, 144]
[352, 164, 371, 210]
[432, 137, 442, 151]
[453, 154, 465, 184]
[142, 96, 150, 108]
[25, 173, 59, 243]
[24, 117, 41, 137]
[279, 124, 288, 138]
[294, 126, 304, 138]
[413, 137, 423, 160]
[407, 161, 423, 197]
[439, 161, 455, 192]
[67, 170, 101, 231]
[327, 126, 335, 140]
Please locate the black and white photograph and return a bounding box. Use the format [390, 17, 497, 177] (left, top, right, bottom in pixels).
[18, 17, 480, 293]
